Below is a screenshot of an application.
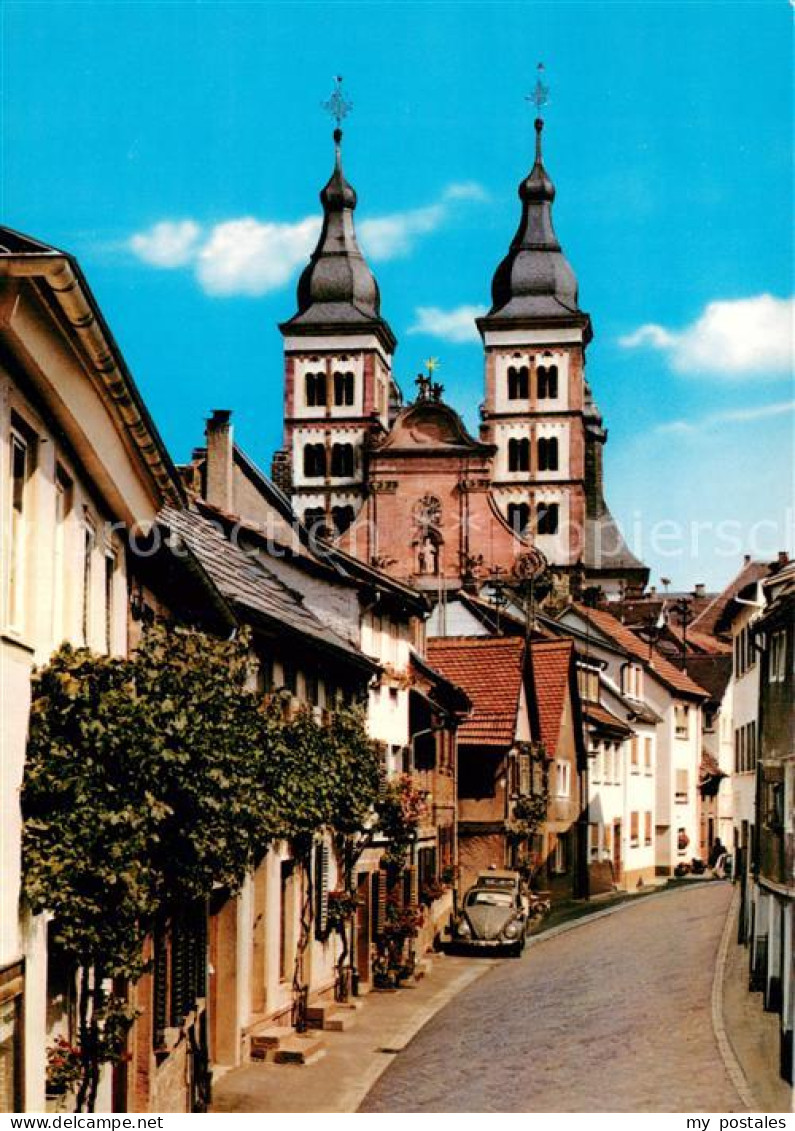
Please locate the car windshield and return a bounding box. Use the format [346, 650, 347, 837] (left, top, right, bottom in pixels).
[465, 890, 513, 908]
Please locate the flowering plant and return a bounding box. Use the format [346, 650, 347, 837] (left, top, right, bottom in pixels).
[326, 890, 362, 932]
[383, 898, 424, 938]
[46, 1036, 82, 1096]
[419, 880, 446, 906]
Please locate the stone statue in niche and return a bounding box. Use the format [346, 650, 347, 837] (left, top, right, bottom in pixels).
[417, 536, 440, 576]
[413, 494, 442, 575]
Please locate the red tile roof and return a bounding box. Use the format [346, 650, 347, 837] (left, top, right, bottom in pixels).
[573, 605, 708, 699]
[427, 636, 525, 747]
[529, 639, 574, 754]
[582, 701, 633, 737]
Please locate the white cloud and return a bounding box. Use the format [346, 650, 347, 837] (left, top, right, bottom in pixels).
[126, 181, 488, 296]
[196, 217, 321, 296]
[619, 294, 794, 376]
[655, 399, 794, 436]
[128, 220, 202, 268]
[408, 304, 486, 343]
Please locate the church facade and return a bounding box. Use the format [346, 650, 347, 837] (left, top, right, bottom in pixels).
[272, 117, 647, 598]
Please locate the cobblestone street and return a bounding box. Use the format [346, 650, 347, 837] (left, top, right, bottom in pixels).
[361, 884, 744, 1113]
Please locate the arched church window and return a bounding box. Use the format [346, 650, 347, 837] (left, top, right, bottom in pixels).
[537, 502, 559, 535]
[331, 505, 355, 535]
[330, 442, 355, 477]
[303, 443, 327, 478]
[508, 437, 530, 472]
[537, 364, 559, 399]
[334, 371, 355, 406]
[507, 502, 531, 537]
[305, 371, 327, 407]
[537, 437, 559, 472]
[507, 365, 529, 400]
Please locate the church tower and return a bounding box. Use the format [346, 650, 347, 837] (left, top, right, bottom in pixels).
[275, 86, 396, 537]
[478, 109, 647, 594]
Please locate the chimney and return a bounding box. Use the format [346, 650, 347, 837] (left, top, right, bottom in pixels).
[205, 409, 234, 512]
[694, 583, 705, 598]
[743, 554, 751, 566]
[649, 586, 656, 597]
[778, 550, 789, 566]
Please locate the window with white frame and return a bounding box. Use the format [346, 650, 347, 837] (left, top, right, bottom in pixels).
[644, 811, 653, 846]
[590, 746, 601, 784]
[8, 422, 36, 631]
[588, 822, 600, 860]
[555, 760, 571, 798]
[675, 768, 689, 804]
[674, 703, 690, 739]
[81, 512, 96, 646]
[630, 811, 639, 847]
[52, 465, 73, 644]
[770, 629, 787, 683]
[644, 736, 653, 774]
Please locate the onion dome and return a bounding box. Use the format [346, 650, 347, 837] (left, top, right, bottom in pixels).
[281, 128, 395, 352]
[479, 119, 588, 331]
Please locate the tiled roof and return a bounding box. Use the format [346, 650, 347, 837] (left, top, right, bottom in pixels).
[529, 639, 574, 754]
[161, 506, 375, 671]
[573, 605, 708, 699]
[582, 701, 633, 737]
[427, 636, 525, 747]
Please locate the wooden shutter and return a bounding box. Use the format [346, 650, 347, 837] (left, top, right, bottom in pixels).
[374, 870, 388, 935]
[153, 925, 168, 1046]
[315, 840, 330, 939]
[170, 919, 187, 1027]
[407, 864, 419, 906]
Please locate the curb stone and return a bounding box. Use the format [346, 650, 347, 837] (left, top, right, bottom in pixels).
[710, 887, 763, 1113]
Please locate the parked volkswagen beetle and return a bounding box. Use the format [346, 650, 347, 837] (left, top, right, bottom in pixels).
[451, 870, 528, 957]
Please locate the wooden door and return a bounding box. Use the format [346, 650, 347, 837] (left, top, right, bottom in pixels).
[355, 871, 371, 987]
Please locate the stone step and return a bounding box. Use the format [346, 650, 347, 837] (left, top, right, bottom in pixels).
[306, 1001, 359, 1032]
[272, 1033, 326, 1065]
[249, 1026, 293, 1061]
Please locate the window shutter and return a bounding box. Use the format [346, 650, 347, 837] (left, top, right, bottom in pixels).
[675, 769, 689, 797]
[315, 840, 330, 939]
[153, 924, 168, 1046]
[407, 864, 419, 906]
[374, 870, 388, 935]
[170, 919, 187, 1027]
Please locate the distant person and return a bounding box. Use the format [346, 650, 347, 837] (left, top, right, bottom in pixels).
[709, 838, 727, 878]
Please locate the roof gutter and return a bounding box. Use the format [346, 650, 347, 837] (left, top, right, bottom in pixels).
[0, 252, 183, 508]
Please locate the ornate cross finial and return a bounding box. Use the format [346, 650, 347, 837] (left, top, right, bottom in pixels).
[425, 356, 440, 378]
[322, 75, 353, 132]
[526, 62, 550, 117]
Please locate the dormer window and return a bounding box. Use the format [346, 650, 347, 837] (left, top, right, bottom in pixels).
[537, 436, 559, 472]
[507, 365, 529, 400]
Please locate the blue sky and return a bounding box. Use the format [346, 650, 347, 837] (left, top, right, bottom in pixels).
[3, 1, 792, 589]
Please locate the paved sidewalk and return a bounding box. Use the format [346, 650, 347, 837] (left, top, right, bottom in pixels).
[721, 897, 792, 1113]
[211, 953, 498, 1113]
